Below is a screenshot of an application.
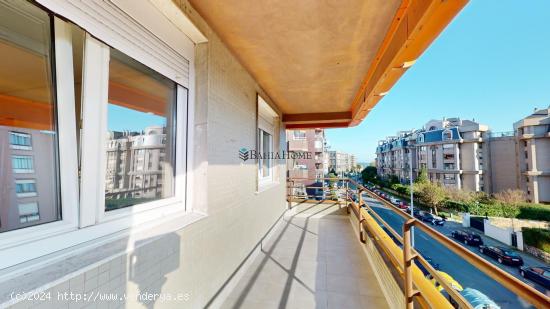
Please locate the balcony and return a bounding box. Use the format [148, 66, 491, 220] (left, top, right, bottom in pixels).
[220, 201, 388, 308]
[289, 169, 309, 179]
[277, 178, 550, 309]
[2, 1, 549, 309]
[288, 140, 309, 152]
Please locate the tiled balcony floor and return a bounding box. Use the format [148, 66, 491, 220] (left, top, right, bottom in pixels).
[221, 202, 389, 309]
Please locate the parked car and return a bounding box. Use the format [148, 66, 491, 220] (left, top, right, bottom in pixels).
[519, 266, 550, 289]
[407, 208, 421, 219]
[479, 246, 524, 266]
[419, 212, 445, 226]
[451, 230, 483, 246]
[390, 197, 401, 205]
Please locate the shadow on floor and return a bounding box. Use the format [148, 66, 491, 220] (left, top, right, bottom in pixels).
[220, 202, 389, 309]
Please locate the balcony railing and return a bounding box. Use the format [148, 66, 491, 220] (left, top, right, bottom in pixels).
[287, 177, 550, 309]
[487, 131, 515, 138]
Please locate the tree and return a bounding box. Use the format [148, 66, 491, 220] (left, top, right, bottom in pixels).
[444, 187, 476, 204]
[494, 189, 527, 205]
[416, 182, 446, 215]
[388, 174, 399, 185]
[361, 166, 377, 184]
[327, 172, 338, 200]
[415, 167, 428, 184]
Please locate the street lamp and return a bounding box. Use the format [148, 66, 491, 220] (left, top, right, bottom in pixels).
[409, 149, 415, 247]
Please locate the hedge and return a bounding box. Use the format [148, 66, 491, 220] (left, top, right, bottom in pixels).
[468, 202, 521, 218]
[522, 227, 550, 254]
[390, 183, 409, 195]
[516, 204, 550, 222]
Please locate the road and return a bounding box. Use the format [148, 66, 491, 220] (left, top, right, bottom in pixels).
[361, 193, 549, 309]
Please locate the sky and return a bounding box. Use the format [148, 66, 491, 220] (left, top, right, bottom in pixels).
[325, 0, 550, 163]
[108, 104, 166, 133]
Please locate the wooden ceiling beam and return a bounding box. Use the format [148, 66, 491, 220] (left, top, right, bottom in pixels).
[349, 0, 468, 127]
[282, 112, 352, 123]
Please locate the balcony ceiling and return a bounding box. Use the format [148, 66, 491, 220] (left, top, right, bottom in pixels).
[188, 0, 467, 128]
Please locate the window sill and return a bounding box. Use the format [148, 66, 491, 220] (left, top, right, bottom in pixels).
[0, 199, 191, 270]
[0, 210, 206, 306]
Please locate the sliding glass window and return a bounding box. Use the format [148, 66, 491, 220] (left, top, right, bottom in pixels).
[0, 0, 60, 233]
[105, 49, 177, 211]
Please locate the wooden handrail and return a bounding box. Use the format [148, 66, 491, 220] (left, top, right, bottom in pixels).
[346, 178, 550, 308]
[287, 177, 550, 308]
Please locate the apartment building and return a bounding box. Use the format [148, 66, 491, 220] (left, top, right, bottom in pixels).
[376, 110, 550, 203]
[327, 150, 350, 175]
[350, 154, 358, 171]
[486, 131, 520, 196]
[286, 129, 328, 182]
[514, 107, 550, 203]
[0, 128, 59, 232]
[105, 126, 170, 210]
[376, 118, 489, 192]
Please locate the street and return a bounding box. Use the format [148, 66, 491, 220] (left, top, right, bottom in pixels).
[361, 193, 550, 309]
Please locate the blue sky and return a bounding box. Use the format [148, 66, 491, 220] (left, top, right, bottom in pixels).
[108, 104, 166, 132]
[326, 0, 550, 163]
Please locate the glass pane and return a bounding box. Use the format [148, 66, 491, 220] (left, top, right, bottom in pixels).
[105, 48, 176, 211]
[0, 1, 60, 233]
[262, 130, 271, 177]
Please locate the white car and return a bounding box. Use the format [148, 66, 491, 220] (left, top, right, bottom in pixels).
[390, 197, 401, 205]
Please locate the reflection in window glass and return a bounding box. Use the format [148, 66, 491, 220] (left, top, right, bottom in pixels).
[18, 202, 40, 223]
[0, 1, 60, 233]
[105, 49, 176, 211]
[258, 129, 272, 179]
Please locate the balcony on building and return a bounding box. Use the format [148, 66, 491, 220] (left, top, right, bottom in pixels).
[2, 1, 549, 309]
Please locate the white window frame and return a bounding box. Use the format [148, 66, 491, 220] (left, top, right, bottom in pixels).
[11, 155, 35, 174]
[0, 17, 80, 264]
[9, 131, 32, 150]
[0, 0, 199, 269]
[258, 129, 273, 183]
[79, 36, 189, 227]
[293, 130, 306, 140]
[15, 179, 38, 198]
[257, 95, 279, 189]
[18, 202, 40, 224]
[442, 129, 453, 141]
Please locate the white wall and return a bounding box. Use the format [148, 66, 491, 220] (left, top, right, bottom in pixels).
[484, 220, 513, 246]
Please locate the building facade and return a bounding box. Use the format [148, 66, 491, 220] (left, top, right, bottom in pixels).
[286, 129, 328, 182]
[105, 126, 170, 210]
[514, 107, 550, 203]
[376, 118, 489, 192]
[0, 127, 59, 233]
[328, 150, 355, 175]
[376, 110, 550, 203]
